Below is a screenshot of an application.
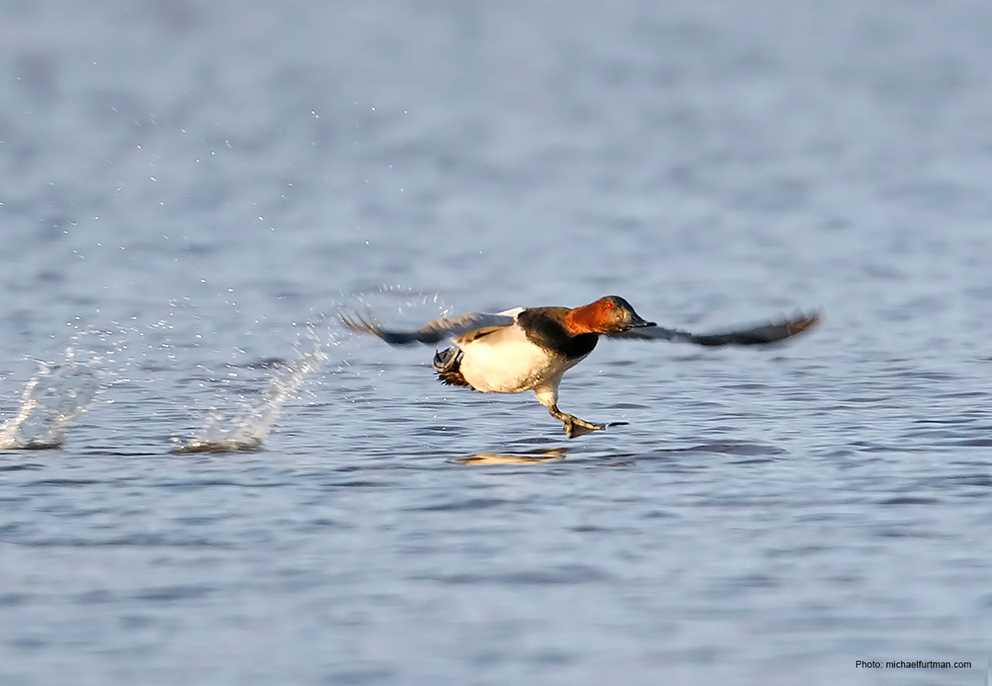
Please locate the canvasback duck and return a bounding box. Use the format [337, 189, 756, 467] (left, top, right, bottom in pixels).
[341, 296, 819, 437]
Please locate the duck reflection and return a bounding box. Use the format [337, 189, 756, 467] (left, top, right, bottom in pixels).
[456, 447, 568, 465]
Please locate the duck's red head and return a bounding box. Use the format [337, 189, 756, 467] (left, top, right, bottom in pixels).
[564, 296, 656, 335]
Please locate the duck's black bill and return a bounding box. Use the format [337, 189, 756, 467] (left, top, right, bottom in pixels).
[629, 315, 656, 328]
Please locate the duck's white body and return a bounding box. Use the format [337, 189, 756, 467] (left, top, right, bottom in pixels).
[452, 308, 588, 404]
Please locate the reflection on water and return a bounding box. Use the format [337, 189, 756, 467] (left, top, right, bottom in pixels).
[455, 447, 568, 465]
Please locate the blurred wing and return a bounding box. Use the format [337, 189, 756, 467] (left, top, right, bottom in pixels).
[340, 311, 517, 346]
[609, 312, 820, 347]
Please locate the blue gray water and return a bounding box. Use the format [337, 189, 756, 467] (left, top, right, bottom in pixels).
[1, 1, 991, 684]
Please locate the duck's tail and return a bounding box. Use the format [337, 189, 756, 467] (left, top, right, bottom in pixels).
[433, 347, 470, 388]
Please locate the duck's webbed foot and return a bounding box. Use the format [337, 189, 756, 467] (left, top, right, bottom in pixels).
[548, 405, 606, 438]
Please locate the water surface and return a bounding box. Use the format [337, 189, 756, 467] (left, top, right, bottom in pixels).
[1, 2, 990, 684]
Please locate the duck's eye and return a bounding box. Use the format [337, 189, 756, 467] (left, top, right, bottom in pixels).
[604, 301, 614, 310]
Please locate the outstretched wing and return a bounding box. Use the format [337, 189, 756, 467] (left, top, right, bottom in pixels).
[609, 312, 820, 346]
[340, 310, 517, 346]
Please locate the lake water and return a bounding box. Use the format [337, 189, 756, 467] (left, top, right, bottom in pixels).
[1, 1, 990, 684]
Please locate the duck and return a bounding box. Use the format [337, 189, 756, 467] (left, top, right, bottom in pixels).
[341, 296, 819, 437]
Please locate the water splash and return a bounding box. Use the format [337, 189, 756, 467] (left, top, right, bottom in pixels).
[341, 285, 452, 325]
[172, 345, 327, 454]
[0, 350, 101, 450]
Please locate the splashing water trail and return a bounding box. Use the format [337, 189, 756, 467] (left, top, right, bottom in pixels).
[172, 345, 328, 454]
[343, 285, 452, 325]
[0, 350, 102, 450]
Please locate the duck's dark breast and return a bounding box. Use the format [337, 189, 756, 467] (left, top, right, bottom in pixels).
[517, 308, 599, 359]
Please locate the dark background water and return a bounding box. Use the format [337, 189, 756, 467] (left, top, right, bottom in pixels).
[1, 1, 990, 684]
